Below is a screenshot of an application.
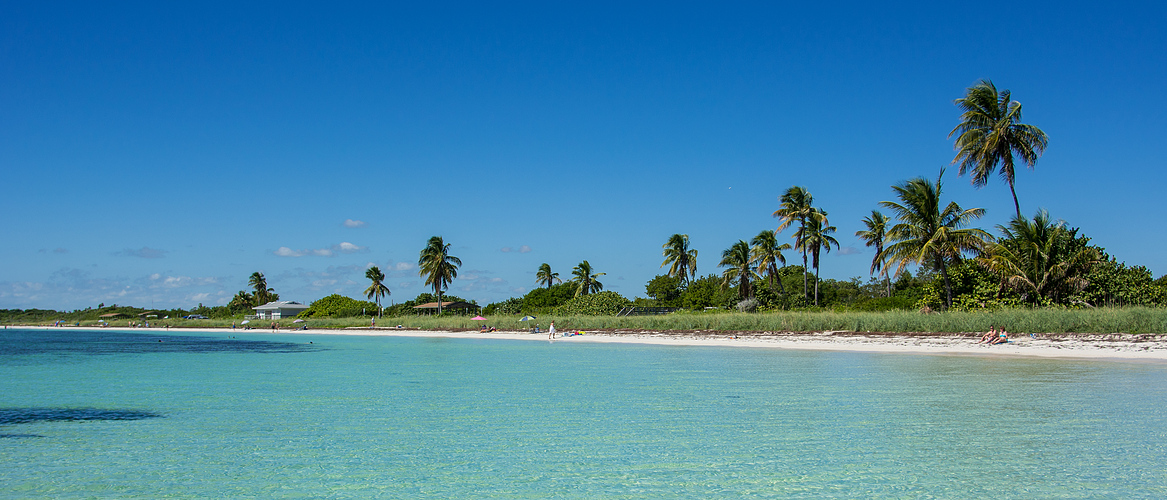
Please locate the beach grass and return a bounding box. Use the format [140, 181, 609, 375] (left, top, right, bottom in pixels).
[15, 307, 1167, 334]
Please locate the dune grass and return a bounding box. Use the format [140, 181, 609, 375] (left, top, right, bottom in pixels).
[16, 307, 1167, 334]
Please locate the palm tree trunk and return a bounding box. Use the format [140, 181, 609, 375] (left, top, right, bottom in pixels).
[801, 253, 808, 300]
[939, 258, 953, 310]
[814, 263, 820, 306]
[1009, 180, 1021, 220]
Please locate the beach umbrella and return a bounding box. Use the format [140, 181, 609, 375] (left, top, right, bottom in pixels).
[241, 320, 251, 325]
[293, 319, 305, 323]
[471, 316, 487, 321]
[519, 316, 536, 322]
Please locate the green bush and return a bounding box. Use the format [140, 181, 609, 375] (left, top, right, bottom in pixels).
[300, 294, 380, 318]
[554, 291, 631, 316]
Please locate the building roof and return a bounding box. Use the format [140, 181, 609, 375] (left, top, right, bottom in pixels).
[253, 301, 309, 311]
[99, 313, 126, 318]
[412, 301, 477, 309]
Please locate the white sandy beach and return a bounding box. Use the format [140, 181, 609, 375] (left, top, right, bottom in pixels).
[32, 325, 1167, 362]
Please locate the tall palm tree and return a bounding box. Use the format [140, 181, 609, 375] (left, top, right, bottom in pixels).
[535, 263, 561, 289]
[661, 233, 699, 285]
[570, 260, 605, 296]
[982, 210, 1099, 304]
[364, 266, 391, 316]
[855, 210, 891, 297]
[719, 240, 756, 300]
[802, 213, 839, 306]
[773, 186, 816, 299]
[418, 236, 461, 314]
[750, 229, 791, 294]
[950, 79, 1049, 218]
[248, 272, 273, 306]
[880, 169, 992, 309]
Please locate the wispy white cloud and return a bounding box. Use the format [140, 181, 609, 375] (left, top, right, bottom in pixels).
[114, 247, 168, 258]
[519, 245, 531, 253]
[500, 245, 533, 254]
[343, 219, 366, 228]
[394, 262, 415, 271]
[335, 242, 366, 254]
[274, 242, 368, 257]
[837, 246, 863, 255]
[0, 268, 228, 310]
[500, 247, 512, 253]
[38, 248, 68, 254]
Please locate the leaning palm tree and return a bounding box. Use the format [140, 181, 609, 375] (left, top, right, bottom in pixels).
[248, 272, 273, 306]
[750, 229, 791, 294]
[982, 210, 1099, 304]
[802, 213, 839, 306]
[364, 266, 391, 316]
[855, 210, 891, 297]
[418, 236, 461, 314]
[773, 186, 817, 299]
[719, 240, 756, 300]
[880, 169, 992, 309]
[535, 263, 561, 289]
[950, 79, 1049, 218]
[660, 233, 699, 285]
[570, 260, 605, 296]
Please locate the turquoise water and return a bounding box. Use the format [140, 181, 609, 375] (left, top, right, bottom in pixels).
[2, 329, 1166, 498]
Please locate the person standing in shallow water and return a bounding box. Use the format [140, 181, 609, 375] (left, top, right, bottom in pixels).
[548, 321, 556, 340]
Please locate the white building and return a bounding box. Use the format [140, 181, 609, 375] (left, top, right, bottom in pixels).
[253, 301, 310, 320]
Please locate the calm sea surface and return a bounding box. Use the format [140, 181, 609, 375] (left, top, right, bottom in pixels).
[1, 328, 1165, 498]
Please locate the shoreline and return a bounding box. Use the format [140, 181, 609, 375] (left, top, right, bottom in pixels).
[14, 325, 1167, 363]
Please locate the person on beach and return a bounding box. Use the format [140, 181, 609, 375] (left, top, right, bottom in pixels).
[371, 317, 376, 329]
[548, 321, 556, 339]
[994, 328, 1009, 344]
[232, 321, 236, 330]
[978, 327, 996, 344]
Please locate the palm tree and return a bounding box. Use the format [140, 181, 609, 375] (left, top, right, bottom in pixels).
[802, 212, 839, 306]
[570, 260, 605, 296]
[983, 210, 1099, 304]
[750, 229, 790, 294]
[855, 210, 891, 297]
[417, 236, 461, 314]
[364, 266, 391, 316]
[248, 272, 273, 306]
[880, 169, 992, 309]
[719, 240, 756, 300]
[535, 263, 561, 289]
[950, 79, 1049, 218]
[773, 186, 816, 299]
[660, 234, 699, 285]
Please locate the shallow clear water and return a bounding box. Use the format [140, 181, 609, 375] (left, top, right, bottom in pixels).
[2, 328, 1165, 498]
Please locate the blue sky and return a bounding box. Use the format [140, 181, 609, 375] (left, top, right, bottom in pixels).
[3, 2, 1165, 311]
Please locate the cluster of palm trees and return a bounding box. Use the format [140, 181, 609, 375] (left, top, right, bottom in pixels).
[658, 80, 1071, 311]
[355, 81, 1068, 314]
[851, 79, 1090, 309]
[535, 261, 605, 296]
[703, 186, 839, 307]
[659, 229, 804, 304]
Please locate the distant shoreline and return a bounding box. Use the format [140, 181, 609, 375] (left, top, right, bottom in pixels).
[13, 325, 1167, 363]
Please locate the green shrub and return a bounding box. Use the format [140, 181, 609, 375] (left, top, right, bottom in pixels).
[554, 291, 631, 316]
[300, 294, 380, 318]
